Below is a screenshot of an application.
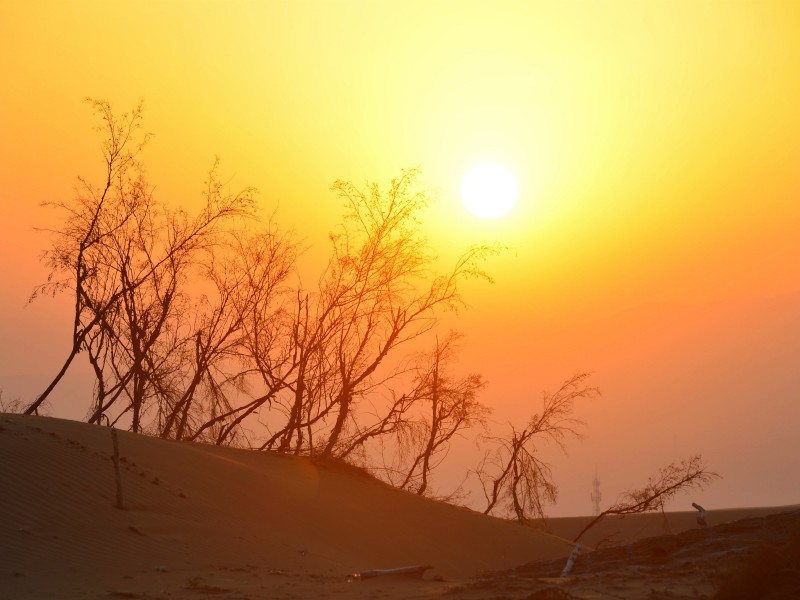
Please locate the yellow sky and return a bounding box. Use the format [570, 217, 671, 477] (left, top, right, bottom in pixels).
[1, 1, 799, 515]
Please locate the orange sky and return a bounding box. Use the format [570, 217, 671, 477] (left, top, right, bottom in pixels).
[1, 1, 799, 516]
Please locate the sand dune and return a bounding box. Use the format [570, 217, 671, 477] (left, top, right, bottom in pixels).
[3, 413, 794, 599]
[1, 413, 572, 599]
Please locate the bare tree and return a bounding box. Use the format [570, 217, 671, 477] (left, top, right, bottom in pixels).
[27, 100, 257, 427]
[27, 103, 503, 485]
[82, 169, 289, 437]
[0, 389, 26, 413]
[173, 225, 298, 444]
[250, 169, 497, 458]
[572, 455, 719, 544]
[477, 373, 600, 524]
[392, 332, 489, 496]
[26, 99, 147, 415]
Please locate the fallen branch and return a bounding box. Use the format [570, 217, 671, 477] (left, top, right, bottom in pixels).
[346, 565, 432, 582]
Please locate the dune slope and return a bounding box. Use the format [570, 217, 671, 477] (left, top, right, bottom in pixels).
[1, 413, 571, 599]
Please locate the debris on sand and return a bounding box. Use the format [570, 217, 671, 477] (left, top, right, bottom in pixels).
[346, 564, 432, 582]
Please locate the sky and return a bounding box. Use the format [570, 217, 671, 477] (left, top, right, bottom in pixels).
[1, 1, 799, 517]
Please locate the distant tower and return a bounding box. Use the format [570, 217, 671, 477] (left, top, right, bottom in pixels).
[590, 472, 602, 516]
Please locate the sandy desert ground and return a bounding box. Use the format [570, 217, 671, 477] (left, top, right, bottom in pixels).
[1, 413, 796, 599]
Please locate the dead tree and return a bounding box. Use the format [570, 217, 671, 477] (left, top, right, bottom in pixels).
[572, 455, 719, 544]
[110, 427, 125, 509]
[477, 373, 600, 523]
[170, 226, 298, 444]
[26, 99, 147, 415]
[27, 104, 498, 469]
[28, 101, 257, 429]
[392, 332, 489, 496]
[249, 169, 497, 458]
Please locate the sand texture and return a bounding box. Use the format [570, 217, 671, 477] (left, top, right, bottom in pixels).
[2, 413, 795, 599]
[1, 413, 571, 599]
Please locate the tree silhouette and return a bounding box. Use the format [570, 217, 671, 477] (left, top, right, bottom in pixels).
[572, 454, 719, 544]
[26, 100, 258, 428]
[393, 332, 489, 496]
[171, 225, 297, 444]
[248, 169, 496, 458]
[477, 372, 600, 523]
[28, 102, 714, 517]
[26, 99, 147, 416]
[27, 101, 497, 487]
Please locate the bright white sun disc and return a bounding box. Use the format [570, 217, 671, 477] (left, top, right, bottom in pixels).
[460, 163, 519, 219]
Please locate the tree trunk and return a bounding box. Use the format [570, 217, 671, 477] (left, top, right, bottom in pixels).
[111, 428, 125, 509]
[25, 343, 81, 415]
[323, 388, 351, 456]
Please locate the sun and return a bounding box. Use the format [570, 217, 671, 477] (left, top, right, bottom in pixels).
[460, 163, 519, 219]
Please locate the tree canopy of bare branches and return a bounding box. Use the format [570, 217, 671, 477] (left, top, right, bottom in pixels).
[247, 169, 497, 458]
[26, 101, 497, 493]
[30, 101, 704, 517]
[572, 454, 719, 544]
[477, 372, 600, 523]
[25, 99, 274, 435]
[382, 332, 489, 497]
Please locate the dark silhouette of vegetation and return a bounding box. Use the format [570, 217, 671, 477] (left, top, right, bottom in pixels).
[0, 389, 25, 413]
[26, 100, 258, 429]
[247, 170, 496, 458]
[25, 100, 717, 515]
[26, 99, 150, 416]
[25, 100, 496, 494]
[477, 372, 600, 523]
[387, 332, 489, 496]
[573, 455, 719, 543]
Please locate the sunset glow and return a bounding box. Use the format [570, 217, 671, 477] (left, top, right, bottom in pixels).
[1, 1, 799, 519]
